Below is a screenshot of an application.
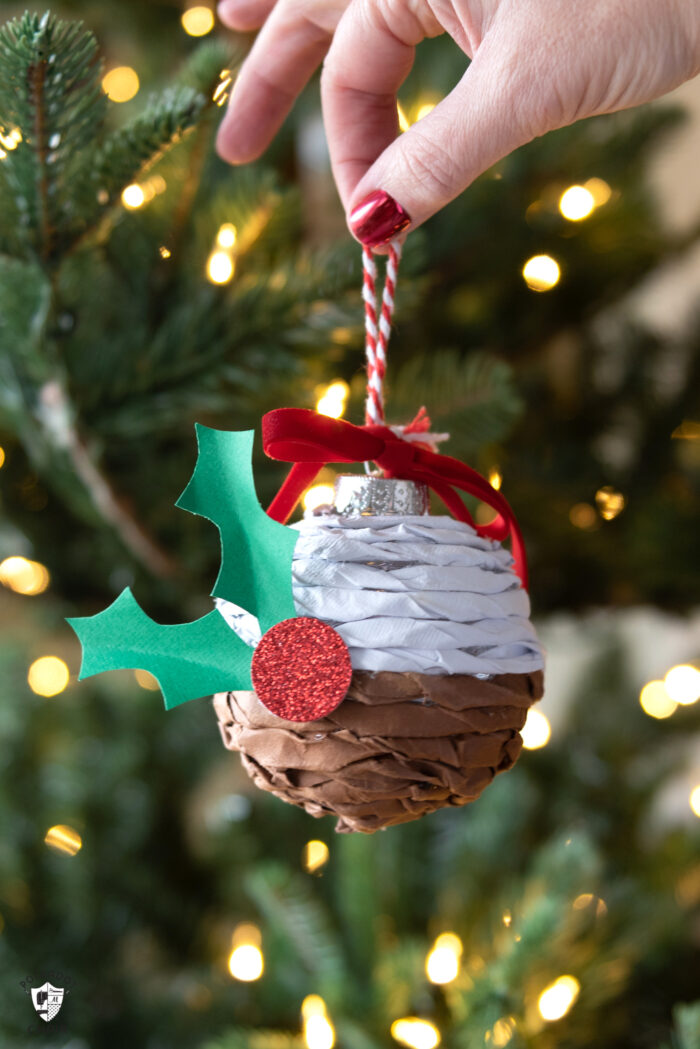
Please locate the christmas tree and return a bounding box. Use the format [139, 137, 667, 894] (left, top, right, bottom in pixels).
[0, 6, 698, 1047]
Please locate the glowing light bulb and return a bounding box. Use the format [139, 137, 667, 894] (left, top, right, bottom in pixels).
[159, 245, 172, 259]
[0, 446, 5, 467]
[664, 665, 700, 706]
[207, 250, 235, 285]
[391, 1018, 441, 1049]
[491, 1017, 516, 1047]
[228, 944, 263, 981]
[45, 824, 82, 856]
[27, 656, 69, 697]
[521, 708, 551, 749]
[488, 467, 502, 490]
[559, 185, 595, 221]
[305, 1015, 335, 1049]
[522, 254, 561, 292]
[397, 102, 411, 132]
[595, 486, 626, 521]
[639, 680, 677, 719]
[181, 5, 215, 36]
[121, 183, 145, 209]
[0, 126, 22, 150]
[102, 66, 140, 103]
[584, 178, 612, 206]
[537, 975, 580, 1022]
[425, 932, 462, 984]
[217, 223, 238, 249]
[303, 840, 330, 873]
[316, 380, 349, 419]
[0, 556, 50, 595]
[303, 484, 335, 512]
[690, 785, 700, 817]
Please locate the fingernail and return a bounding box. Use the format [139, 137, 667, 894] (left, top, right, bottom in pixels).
[349, 190, 411, 248]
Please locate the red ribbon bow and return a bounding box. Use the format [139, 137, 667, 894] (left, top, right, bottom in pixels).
[263, 408, 528, 588]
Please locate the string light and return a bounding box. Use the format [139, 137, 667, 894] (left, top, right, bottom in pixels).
[521, 708, 551, 749]
[27, 656, 69, 697]
[303, 840, 330, 874]
[391, 1018, 441, 1049]
[217, 223, 238, 249]
[664, 665, 700, 706]
[122, 183, 146, 209]
[639, 680, 677, 719]
[522, 255, 561, 292]
[102, 66, 140, 103]
[489, 1017, 516, 1047]
[159, 246, 172, 259]
[44, 825, 82, 856]
[134, 669, 160, 691]
[559, 185, 595, 221]
[302, 997, 335, 1049]
[569, 503, 597, 530]
[584, 177, 612, 206]
[537, 975, 580, 1022]
[573, 893, 607, 916]
[0, 446, 5, 467]
[595, 486, 626, 521]
[181, 5, 215, 36]
[228, 923, 264, 981]
[425, 932, 462, 984]
[690, 785, 700, 818]
[488, 467, 502, 490]
[303, 484, 335, 512]
[396, 102, 411, 132]
[207, 251, 235, 285]
[0, 556, 50, 595]
[316, 380, 349, 419]
[0, 126, 22, 150]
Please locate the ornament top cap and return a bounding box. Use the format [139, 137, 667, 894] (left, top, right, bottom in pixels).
[333, 475, 430, 518]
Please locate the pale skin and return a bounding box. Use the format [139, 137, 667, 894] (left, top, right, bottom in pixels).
[216, 0, 700, 242]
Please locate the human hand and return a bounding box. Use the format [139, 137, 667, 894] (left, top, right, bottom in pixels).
[217, 0, 700, 248]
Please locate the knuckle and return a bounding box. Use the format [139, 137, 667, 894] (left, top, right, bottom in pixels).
[401, 128, 457, 199]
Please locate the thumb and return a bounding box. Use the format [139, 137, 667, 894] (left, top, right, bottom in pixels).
[340, 42, 538, 246]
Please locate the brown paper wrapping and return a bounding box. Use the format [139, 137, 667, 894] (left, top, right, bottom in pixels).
[213, 669, 544, 834]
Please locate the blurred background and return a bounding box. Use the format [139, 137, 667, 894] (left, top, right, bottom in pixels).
[0, 2, 699, 1046]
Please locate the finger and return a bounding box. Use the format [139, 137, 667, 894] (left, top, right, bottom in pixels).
[321, 0, 440, 212]
[217, 0, 276, 31]
[216, 0, 347, 164]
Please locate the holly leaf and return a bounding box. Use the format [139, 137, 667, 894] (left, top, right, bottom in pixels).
[176, 425, 298, 633]
[68, 588, 253, 709]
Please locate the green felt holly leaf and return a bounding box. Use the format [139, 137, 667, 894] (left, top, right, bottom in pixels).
[177, 425, 298, 632]
[68, 589, 253, 709]
[67, 425, 299, 709]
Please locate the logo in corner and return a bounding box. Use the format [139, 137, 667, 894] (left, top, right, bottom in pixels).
[21, 973, 71, 1025]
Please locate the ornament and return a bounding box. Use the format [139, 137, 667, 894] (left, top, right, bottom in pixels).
[68, 238, 545, 833]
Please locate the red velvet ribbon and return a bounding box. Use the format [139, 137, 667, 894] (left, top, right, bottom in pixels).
[263, 408, 528, 589]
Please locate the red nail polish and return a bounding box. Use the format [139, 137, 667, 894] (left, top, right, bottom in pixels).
[349, 190, 411, 248]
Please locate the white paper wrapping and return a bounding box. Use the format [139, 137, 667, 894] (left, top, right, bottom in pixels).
[216, 514, 545, 676]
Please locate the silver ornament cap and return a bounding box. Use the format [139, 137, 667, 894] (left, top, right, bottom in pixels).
[332, 474, 430, 517]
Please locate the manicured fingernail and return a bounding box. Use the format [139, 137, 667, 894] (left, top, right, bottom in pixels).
[349, 190, 411, 247]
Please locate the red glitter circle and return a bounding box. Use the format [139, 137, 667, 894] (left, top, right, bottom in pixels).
[251, 617, 353, 722]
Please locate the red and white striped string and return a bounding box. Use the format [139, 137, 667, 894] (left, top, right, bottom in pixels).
[363, 238, 402, 426]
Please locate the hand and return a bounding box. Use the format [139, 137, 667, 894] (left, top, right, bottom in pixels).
[217, 0, 700, 248]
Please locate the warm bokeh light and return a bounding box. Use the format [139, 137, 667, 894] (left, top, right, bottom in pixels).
[569, 503, 597, 530]
[228, 926, 263, 981]
[134, 669, 160, 691]
[121, 183, 145, 209]
[559, 185, 595, 221]
[491, 1017, 516, 1047]
[584, 177, 612, 206]
[102, 66, 140, 103]
[159, 245, 172, 259]
[595, 486, 626, 521]
[316, 380, 349, 419]
[522, 254, 561, 292]
[391, 1018, 441, 1049]
[426, 932, 463, 985]
[44, 824, 82, 856]
[217, 223, 238, 249]
[27, 656, 69, 697]
[303, 839, 330, 874]
[488, 467, 502, 490]
[303, 484, 335, 512]
[639, 680, 677, 720]
[0, 446, 5, 468]
[0, 556, 50, 595]
[181, 5, 215, 36]
[690, 785, 700, 818]
[0, 126, 22, 150]
[537, 975, 580, 1021]
[397, 102, 410, 133]
[213, 70, 233, 106]
[305, 1015, 335, 1049]
[415, 102, 436, 121]
[207, 250, 235, 285]
[664, 665, 700, 706]
[573, 893, 607, 916]
[521, 708, 551, 749]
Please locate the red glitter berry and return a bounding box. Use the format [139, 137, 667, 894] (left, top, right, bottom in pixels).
[251, 617, 353, 722]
